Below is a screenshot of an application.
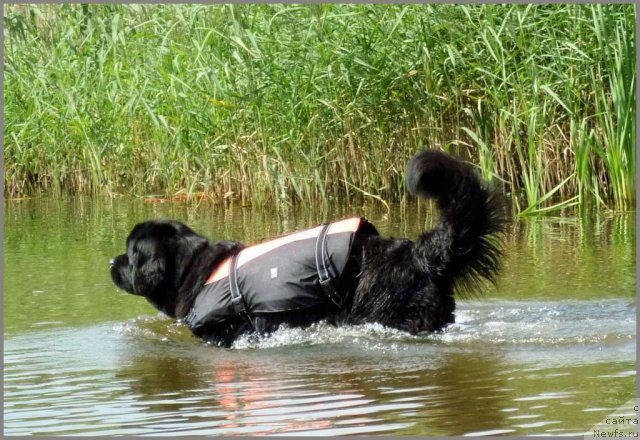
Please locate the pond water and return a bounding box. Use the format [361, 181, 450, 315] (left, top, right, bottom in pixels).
[4, 196, 636, 436]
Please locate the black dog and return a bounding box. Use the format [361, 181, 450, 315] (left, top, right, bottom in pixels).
[110, 150, 504, 347]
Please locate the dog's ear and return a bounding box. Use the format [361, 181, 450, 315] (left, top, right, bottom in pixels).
[131, 249, 167, 295]
[127, 227, 174, 296]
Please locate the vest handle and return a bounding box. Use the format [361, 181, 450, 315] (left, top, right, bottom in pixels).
[315, 223, 344, 308]
[229, 252, 256, 330]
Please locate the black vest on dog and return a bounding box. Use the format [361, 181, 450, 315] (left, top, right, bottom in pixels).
[184, 217, 377, 334]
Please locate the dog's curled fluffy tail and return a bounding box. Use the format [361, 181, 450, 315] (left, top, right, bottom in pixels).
[406, 149, 505, 295]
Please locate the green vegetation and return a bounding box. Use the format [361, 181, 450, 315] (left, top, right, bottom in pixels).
[3, 4, 636, 214]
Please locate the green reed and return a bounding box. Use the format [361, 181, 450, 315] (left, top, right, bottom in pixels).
[3, 4, 636, 214]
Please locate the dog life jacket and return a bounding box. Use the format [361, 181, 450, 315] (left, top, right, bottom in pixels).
[184, 217, 377, 334]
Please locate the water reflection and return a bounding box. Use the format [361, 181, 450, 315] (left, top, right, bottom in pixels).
[500, 214, 635, 299]
[111, 332, 514, 436]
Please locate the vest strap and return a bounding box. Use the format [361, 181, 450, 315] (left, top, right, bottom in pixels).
[315, 223, 343, 308]
[229, 252, 255, 330]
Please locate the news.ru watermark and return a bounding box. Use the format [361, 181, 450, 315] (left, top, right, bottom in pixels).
[588, 399, 639, 439]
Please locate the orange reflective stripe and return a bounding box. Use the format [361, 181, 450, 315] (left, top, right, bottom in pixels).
[327, 217, 361, 235]
[206, 257, 232, 284]
[236, 224, 324, 268]
[204, 217, 361, 285]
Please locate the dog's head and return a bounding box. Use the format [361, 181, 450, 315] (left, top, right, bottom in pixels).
[110, 219, 209, 317]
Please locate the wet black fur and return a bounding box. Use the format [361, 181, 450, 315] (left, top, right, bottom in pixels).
[110, 149, 505, 347]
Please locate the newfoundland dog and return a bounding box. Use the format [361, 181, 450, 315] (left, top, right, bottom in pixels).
[110, 149, 505, 347]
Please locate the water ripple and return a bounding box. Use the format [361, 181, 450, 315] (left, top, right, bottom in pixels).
[4, 298, 635, 436]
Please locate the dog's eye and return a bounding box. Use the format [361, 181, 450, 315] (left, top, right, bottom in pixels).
[128, 252, 144, 268]
[131, 253, 148, 268]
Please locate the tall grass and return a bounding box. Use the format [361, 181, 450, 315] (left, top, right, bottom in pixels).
[3, 4, 636, 213]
